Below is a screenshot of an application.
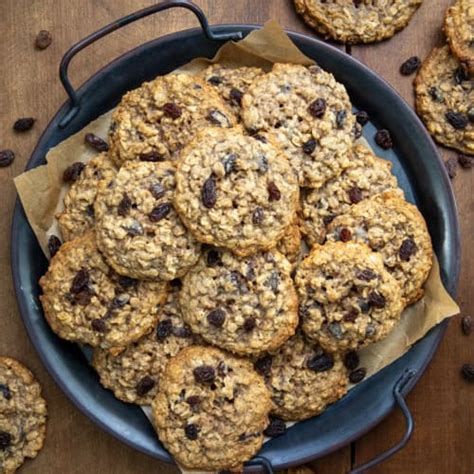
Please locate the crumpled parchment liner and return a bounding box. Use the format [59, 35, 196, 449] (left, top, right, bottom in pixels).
[14, 20, 459, 474]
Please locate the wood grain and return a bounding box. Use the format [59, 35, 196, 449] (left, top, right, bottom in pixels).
[0, 1, 471, 473]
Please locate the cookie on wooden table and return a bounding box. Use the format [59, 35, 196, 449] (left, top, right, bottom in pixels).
[254, 332, 348, 421]
[415, 45, 474, 155]
[444, 0, 474, 75]
[94, 160, 201, 281]
[0, 357, 47, 473]
[57, 153, 117, 241]
[108, 73, 236, 166]
[180, 247, 298, 356]
[295, 241, 403, 352]
[152, 345, 272, 471]
[293, 0, 423, 44]
[300, 144, 401, 246]
[241, 63, 357, 188]
[174, 127, 299, 256]
[326, 192, 433, 305]
[39, 232, 167, 352]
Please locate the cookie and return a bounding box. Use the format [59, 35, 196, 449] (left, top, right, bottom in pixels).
[0, 357, 47, 473]
[254, 333, 348, 420]
[57, 153, 117, 241]
[180, 247, 298, 355]
[174, 127, 299, 256]
[415, 46, 474, 155]
[444, 0, 474, 75]
[295, 241, 403, 352]
[92, 281, 197, 405]
[202, 65, 264, 115]
[95, 160, 201, 280]
[326, 192, 433, 304]
[300, 145, 401, 246]
[108, 73, 237, 166]
[276, 222, 302, 270]
[152, 345, 271, 471]
[241, 63, 356, 187]
[294, 0, 422, 44]
[39, 231, 166, 352]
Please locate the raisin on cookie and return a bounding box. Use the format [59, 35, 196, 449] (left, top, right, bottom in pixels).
[152, 345, 271, 471]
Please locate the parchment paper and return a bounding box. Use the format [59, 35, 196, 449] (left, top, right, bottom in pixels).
[14, 20, 459, 473]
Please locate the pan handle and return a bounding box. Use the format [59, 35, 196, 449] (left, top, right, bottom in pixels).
[58, 0, 242, 128]
[349, 369, 416, 474]
[246, 455, 274, 473]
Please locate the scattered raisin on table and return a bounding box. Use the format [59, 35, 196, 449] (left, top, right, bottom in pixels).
[399, 56, 421, 76]
[461, 363, 474, 382]
[13, 117, 35, 132]
[35, 30, 52, 50]
[458, 154, 473, 169]
[63, 162, 85, 183]
[84, 133, 109, 152]
[349, 367, 367, 384]
[355, 110, 369, 126]
[47, 235, 62, 258]
[461, 315, 472, 336]
[264, 417, 287, 438]
[0, 149, 15, 168]
[444, 157, 458, 179]
[374, 129, 393, 149]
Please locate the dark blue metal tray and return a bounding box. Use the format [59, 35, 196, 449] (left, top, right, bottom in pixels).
[10, 1, 460, 472]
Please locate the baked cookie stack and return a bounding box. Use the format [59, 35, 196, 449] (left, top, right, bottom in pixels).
[39, 63, 433, 471]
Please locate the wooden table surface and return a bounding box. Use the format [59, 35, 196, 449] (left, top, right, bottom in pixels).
[1, 1, 473, 472]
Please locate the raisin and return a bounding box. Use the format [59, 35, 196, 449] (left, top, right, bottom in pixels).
[0, 431, 11, 449]
[355, 110, 369, 126]
[328, 322, 343, 339]
[253, 134, 267, 143]
[356, 269, 377, 281]
[399, 238, 417, 261]
[63, 162, 85, 183]
[243, 317, 256, 332]
[368, 291, 386, 309]
[461, 315, 472, 336]
[91, 318, 106, 332]
[163, 102, 182, 119]
[254, 355, 272, 377]
[323, 214, 335, 225]
[461, 363, 474, 382]
[170, 278, 183, 289]
[139, 151, 165, 162]
[0, 149, 15, 167]
[125, 221, 143, 237]
[206, 249, 221, 267]
[307, 351, 334, 372]
[110, 294, 129, 309]
[149, 203, 171, 222]
[173, 326, 192, 338]
[339, 227, 352, 242]
[344, 351, 359, 370]
[223, 153, 237, 175]
[35, 30, 52, 50]
[336, 110, 347, 128]
[156, 319, 173, 340]
[303, 138, 317, 155]
[149, 182, 165, 200]
[229, 88, 243, 106]
[207, 309, 226, 327]
[344, 308, 358, 322]
[186, 395, 201, 408]
[0, 384, 11, 400]
[428, 87, 443, 102]
[84, 133, 109, 152]
[252, 207, 264, 224]
[308, 98, 326, 118]
[374, 129, 393, 149]
[85, 204, 94, 217]
[264, 417, 287, 438]
[48, 235, 62, 258]
[445, 111, 468, 130]
[348, 186, 363, 204]
[136, 376, 155, 396]
[445, 158, 457, 179]
[267, 181, 281, 201]
[13, 117, 35, 132]
[74, 290, 93, 306]
[246, 262, 256, 281]
[118, 275, 137, 289]
[70, 269, 90, 294]
[359, 299, 370, 313]
[399, 56, 421, 75]
[208, 76, 222, 85]
[202, 175, 217, 208]
[454, 66, 469, 84]
[206, 109, 230, 127]
[353, 0, 362, 6]
[458, 154, 473, 169]
[258, 155, 269, 173]
[349, 367, 367, 383]
[353, 123, 363, 139]
[193, 365, 216, 384]
[117, 193, 133, 217]
[184, 424, 199, 440]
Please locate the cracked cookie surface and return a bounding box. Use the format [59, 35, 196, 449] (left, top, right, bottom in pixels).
[152, 345, 271, 471]
[295, 241, 403, 352]
[326, 192, 433, 305]
[241, 63, 356, 187]
[39, 232, 166, 351]
[180, 247, 298, 355]
[415, 46, 474, 155]
[300, 145, 401, 246]
[294, 0, 422, 44]
[95, 160, 201, 280]
[0, 357, 47, 474]
[174, 127, 299, 256]
[108, 73, 236, 166]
